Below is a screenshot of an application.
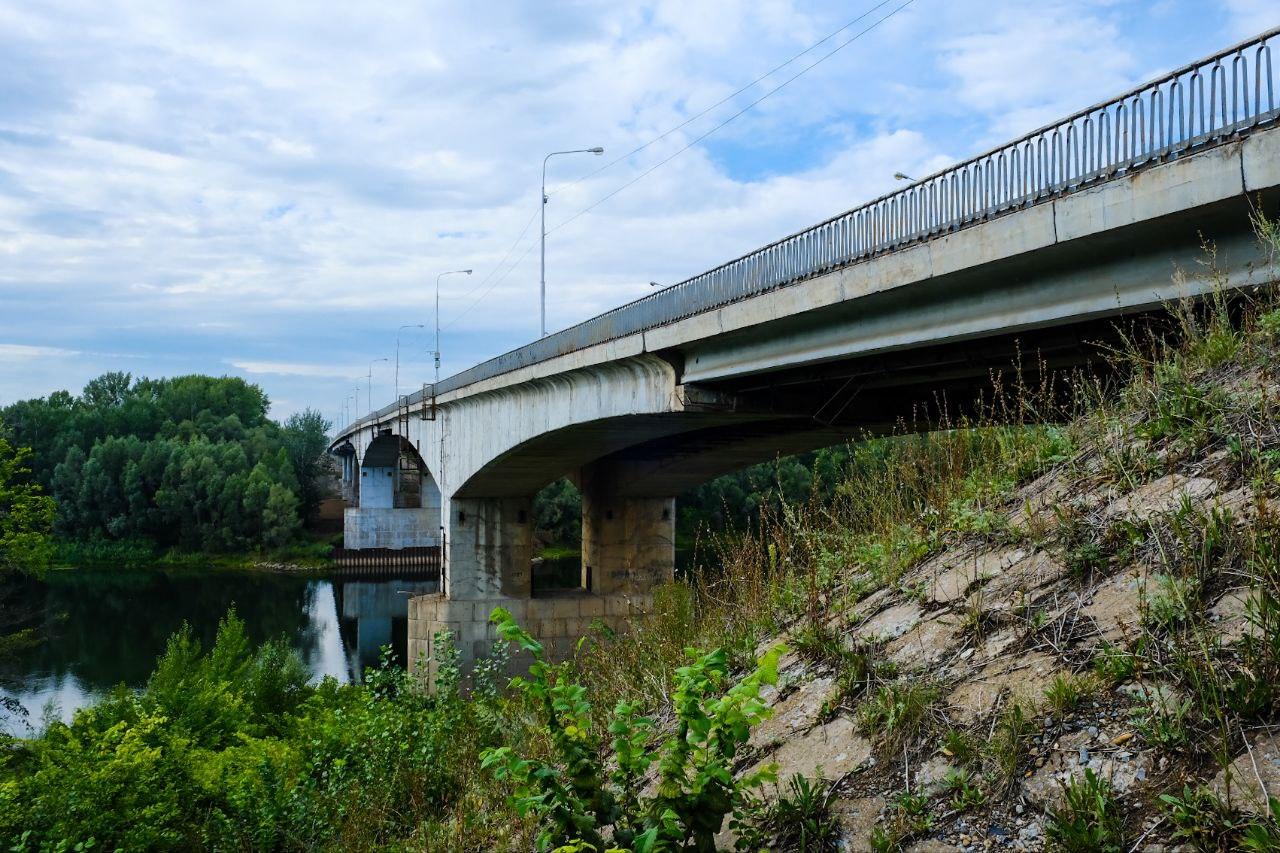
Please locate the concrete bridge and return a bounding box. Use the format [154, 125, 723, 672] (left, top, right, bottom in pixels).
[330, 29, 1280, 677]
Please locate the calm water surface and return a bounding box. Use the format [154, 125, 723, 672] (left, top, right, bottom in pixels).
[0, 567, 437, 733]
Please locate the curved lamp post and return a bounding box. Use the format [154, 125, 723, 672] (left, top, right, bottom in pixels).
[433, 269, 472, 387]
[395, 324, 425, 402]
[367, 358, 388, 414]
[540, 146, 603, 337]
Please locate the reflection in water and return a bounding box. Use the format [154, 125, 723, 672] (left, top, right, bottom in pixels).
[0, 568, 437, 732]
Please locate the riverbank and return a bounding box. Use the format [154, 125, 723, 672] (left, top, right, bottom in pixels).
[49, 532, 341, 574]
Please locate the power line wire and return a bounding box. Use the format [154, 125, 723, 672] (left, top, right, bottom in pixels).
[548, 0, 916, 236]
[448, 204, 539, 306]
[446, 0, 916, 330]
[442, 223, 539, 330]
[546, 0, 897, 196]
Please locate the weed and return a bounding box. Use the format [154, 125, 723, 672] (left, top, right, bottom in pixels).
[1142, 573, 1201, 632]
[986, 699, 1034, 789]
[857, 682, 940, 755]
[1046, 768, 1126, 852]
[792, 619, 848, 667]
[1135, 363, 1224, 448]
[870, 790, 932, 852]
[1161, 785, 1280, 850]
[481, 608, 785, 852]
[1092, 641, 1137, 684]
[1066, 540, 1108, 579]
[735, 773, 841, 853]
[940, 729, 980, 766]
[940, 767, 986, 811]
[1044, 672, 1093, 718]
[1133, 695, 1192, 752]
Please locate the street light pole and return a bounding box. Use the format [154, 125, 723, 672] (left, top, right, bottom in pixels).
[367, 358, 388, 414]
[433, 269, 472, 388]
[540, 146, 603, 338]
[395, 324, 426, 402]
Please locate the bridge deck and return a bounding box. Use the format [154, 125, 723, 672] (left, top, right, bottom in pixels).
[340, 27, 1279, 443]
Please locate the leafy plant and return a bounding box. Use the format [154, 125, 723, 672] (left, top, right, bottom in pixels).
[940, 767, 986, 811]
[481, 607, 785, 852]
[1092, 641, 1137, 684]
[940, 729, 979, 766]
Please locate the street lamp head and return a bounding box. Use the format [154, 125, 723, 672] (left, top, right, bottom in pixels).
[649, 281, 662, 287]
[588, 147, 604, 154]
[893, 172, 913, 182]
[463, 269, 473, 274]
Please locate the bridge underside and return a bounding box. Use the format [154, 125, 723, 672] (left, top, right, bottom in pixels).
[340, 125, 1280, 681]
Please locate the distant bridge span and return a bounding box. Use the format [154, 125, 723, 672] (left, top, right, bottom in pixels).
[328, 29, 1280, 675]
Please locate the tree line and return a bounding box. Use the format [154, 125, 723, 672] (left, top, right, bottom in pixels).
[0, 372, 331, 555]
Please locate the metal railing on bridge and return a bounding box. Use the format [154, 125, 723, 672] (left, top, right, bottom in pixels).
[357, 27, 1279, 431]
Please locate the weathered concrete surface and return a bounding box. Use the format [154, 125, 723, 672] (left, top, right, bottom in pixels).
[407, 589, 655, 682]
[344, 507, 440, 550]
[579, 462, 676, 595]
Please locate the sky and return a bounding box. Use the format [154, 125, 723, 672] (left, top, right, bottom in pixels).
[0, 0, 1275, 425]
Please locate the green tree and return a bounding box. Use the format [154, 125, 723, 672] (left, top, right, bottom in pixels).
[533, 477, 582, 547]
[282, 408, 332, 522]
[0, 433, 55, 575]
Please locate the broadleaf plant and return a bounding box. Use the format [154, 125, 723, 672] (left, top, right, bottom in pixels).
[481, 607, 785, 852]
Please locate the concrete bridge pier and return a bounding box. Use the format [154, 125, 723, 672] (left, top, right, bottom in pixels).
[579, 462, 676, 597]
[408, 476, 675, 683]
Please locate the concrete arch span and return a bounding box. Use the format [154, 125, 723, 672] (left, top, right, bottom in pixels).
[345, 431, 442, 550]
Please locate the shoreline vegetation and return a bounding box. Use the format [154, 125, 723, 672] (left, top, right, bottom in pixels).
[48, 532, 343, 574]
[3, 220, 1280, 849]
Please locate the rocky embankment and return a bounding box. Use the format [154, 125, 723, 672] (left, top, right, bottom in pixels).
[722, 319, 1280, 850]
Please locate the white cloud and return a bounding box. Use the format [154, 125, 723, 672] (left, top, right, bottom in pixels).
[1221, 1, 1277, 39]
[0, 343, 78, 360]
[0, 0, 1259, 414]
[227, 360, 360, 379]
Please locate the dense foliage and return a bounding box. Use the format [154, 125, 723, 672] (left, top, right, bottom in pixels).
[0, 434, 55, 718]
[0, 437, 55, 576]
[0, 608, 803, 852]
[1, 373, 331, 554]
[0, 613, 506, 851]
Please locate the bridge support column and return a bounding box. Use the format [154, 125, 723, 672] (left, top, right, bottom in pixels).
[409, 497, 535, 683]
[580, 468, 676, 597]
[408, 477, 676, 686]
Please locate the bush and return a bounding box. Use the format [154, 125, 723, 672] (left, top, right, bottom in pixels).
[0, 613, 508, 851]
[481, 607, 785, 852]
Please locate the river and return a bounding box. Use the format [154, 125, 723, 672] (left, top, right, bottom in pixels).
[0, 567, 438, 734]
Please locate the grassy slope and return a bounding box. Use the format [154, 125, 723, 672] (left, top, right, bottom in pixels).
[561, 223, 1280, 850]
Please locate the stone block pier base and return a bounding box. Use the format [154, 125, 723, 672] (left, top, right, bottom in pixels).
[407, 590, 655, 684]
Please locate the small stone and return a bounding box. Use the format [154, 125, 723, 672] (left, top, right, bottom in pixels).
[1087, 726, 1099, 737]
[1014, 804, 1024, 815]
